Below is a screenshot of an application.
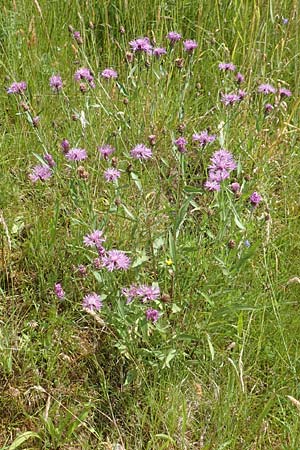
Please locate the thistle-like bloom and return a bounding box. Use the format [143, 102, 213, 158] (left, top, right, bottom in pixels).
[129, 37, 152, 54]
[230, 182, 240, 193]
[65, 148, 87, 161]
[101, 68, 118, 79]
[73, 31, 83, 44]
[82, 293, 102, 311]
[104, 168, 121, 182]
[210, 149, 237, 172]
[54, 283, 65, 299]
[166, 31, 181, 43]
[97, 144, 115, 159]
[174, 137, 187, 153]
[279, 87, 292, 98]
[193, 131, 216, 147]
[218, 62, 236, 71]
[145, 308, 160, 323]
[264, 103, 274, 113]
[74, 68, 95, 88]
[61, 138, 70, 153]
[258, 83, 276, 94]
[249, 191, 262, 206]
[50, 75, 63, 92]
[238, 89, 247, 100]
[7, 81, 27, 94]
[29, 165, 52, 182]
[153, 47, 167, 57]
[136, 285, 160, 302]
[183, 39, 198, 53]
[122, 285, 139, 304]
[102, 250, 131, 271]
[83, 230, 106, 248]
[236, 72, 245, 83]
[32, 116, 40, 127]
[44, 153, 55, 167]
[204, 180, 221, 191]
[130, 144, 152, 160]
[221, 93, 240, 106]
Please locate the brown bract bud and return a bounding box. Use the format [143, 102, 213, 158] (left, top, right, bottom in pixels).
[77, 166, 89, 179]
[111, 157, 118, 167]
[89, 21, 94, 29]
[177, 123, 186, 133]
[126, 52, 134, 63]
[126, 163, 133, 173]
[20, 101, 30, 111]
[228, 239, 236, 249]
[244, 174, 251, 181]
[79, 83, 87, 93]
[175, 58, 184, 68]
[145, 60, 151, 68]
[123, 98, 129, 105]
[148, 134, 156, 146]
[120, 26, 125, 34]
[115, 197, 121, 206]
[161, 293, 170, 303]
[68, 24, 74, 33]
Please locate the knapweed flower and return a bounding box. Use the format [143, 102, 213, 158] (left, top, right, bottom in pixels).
[136, 285, 160, 302]
[236, 72, 245, 83]
[102, 250, 131, 271]
[7, 81, 27, 94]
[193, 131, 216, 147]
[101, 68, 118, 79]
[83, 230, 106, 248]
[29, 164, 52, 182]
[61, 138, 70, 153]
[174, 137, 187, 153]
[97, 144, 115, 159]
[279, 87, 292, 98]
[183, 39, 198, 53]
[74, 68, 95, 88]
[54, 283, 65, 299]
[82, 293, 102, 311]
[166, 31, 182, 43]
[153, 47, 167, 57]
[130, 144, 152, 160]
[210, 149, 237, 173]
[258, 83, 276, 94]
[49, 75, 63, 92]
[122, 285, 139, 304]
[129, 37, 152, 53]
[230, 182, 240, 193]
[249, 191, 262, 207]
[32, 116, 40, 127]
[204, 180, 221, 191]
[264, 103, 274, 113]
[221, 93, 240, 106]
[145, 308, 160, 323]
[73, 31, 83, 44]
[238, 89, 247, 100]
[104, 168, 121, 182]
[65, 148, 87, 161]
[44, 153, 55, 167]
[218, 62, 236, 71]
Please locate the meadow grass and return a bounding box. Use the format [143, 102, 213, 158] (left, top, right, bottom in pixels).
[1, 0, 300, 448]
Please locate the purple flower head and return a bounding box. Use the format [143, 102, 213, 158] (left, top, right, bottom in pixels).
[166, 31, 182, 43]
[221, 93, 240, 106]
[183, 39, 198, 53]
[204, 180, 220, 191]
[258, 83, 276, 94]
[230, 182, 240, 193]
[50, 75, 63, 92]
[104, 168, 121, 182]
[61, 138, 70, 153]
[73, 31, 83, 44]
[279, 88, 292, 98]
[83, 230, 106, 248]
[7, 81, 27, 94]
[145, 308, 160, 323]
[236, 72, 245, 83]
[101, 68, 118, 79]
[210, 149, 237, 172]
[208, 168, 230, 182]
[74, 68, 95, 88]
[174, 136, 187, 153]
[54, 283, 65, 300]
[97, 144, 115, 159]
[153, 47, 167, 57]
[129, 37, 152, 54]
[130, 144, 152, 160]
[32, 116, 40, 128]
[122, 285, 139, 304]
[238, 89, 247, 100]
[264, 103, 274, 113]
[249, 191, 262, 207]
[44, 153, 55, 168]
[102, 250, 131, 271]
[136, 285, 160, 303]
[192, 131, 216, 147]
[82, 293, 102, 311]
[29, 165, 52, 183]
[66, 148, 87, 161]
[218, 62, 236, 71]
